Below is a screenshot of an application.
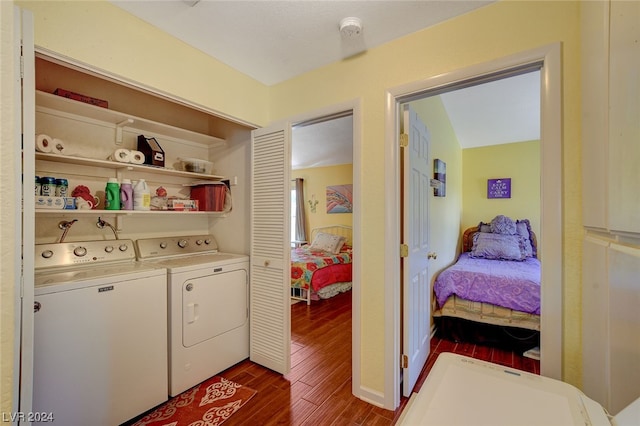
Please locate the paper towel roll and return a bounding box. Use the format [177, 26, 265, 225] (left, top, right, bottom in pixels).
[51, 138, 67, 155]
[130, 150, 145, 165]
[36, 134, 53, 153]
[109, 148, 132, 163]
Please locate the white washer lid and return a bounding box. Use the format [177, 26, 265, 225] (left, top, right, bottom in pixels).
[35, 262, 165, 295]
[141, 252, 248, 272]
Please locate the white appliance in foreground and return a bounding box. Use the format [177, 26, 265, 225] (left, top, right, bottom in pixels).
[136, 235, 249, 397]
[398, 353, 639, 426]
[33, 239, 168, 426]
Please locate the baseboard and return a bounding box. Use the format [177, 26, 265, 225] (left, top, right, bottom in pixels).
[355, 385, 386, 409]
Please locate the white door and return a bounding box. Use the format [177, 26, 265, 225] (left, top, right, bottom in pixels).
[15, 6, 36, 420]
[250, 124, 291, 374]
[401, 105, 431, 397]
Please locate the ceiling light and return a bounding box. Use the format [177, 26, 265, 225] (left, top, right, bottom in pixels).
[339, 17, 363, 38]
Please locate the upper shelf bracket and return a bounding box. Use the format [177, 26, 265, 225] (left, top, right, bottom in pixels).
[115, 118, 134, 145]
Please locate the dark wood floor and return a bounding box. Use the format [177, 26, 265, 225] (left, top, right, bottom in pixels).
[220, 291, 540, 425]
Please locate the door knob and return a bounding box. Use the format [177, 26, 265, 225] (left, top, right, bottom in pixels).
[427, 252, 437, 259]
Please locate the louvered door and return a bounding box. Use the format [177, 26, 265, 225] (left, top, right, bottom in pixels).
[250, 124, 291, 374]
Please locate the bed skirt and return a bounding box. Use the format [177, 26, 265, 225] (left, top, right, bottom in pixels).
[433, 295, 540, 352]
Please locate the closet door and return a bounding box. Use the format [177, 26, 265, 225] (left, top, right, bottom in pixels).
[15, 6, 36, 416]
[249, 124, 291, 374]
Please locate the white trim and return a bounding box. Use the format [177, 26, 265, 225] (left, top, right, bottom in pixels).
[384, 43, 563, 409]
[285, 99, 363, 400]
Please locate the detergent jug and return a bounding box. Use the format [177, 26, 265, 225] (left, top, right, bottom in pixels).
[133, 179, 151, 211]
[120, 179, 133, 210]
[105, 178, 120, 210]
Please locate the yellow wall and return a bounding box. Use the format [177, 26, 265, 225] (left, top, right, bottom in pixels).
[292, 164, 353, 238]
[17, 0, 270, 128]
[2, 0, 585, 409]
[269, 0, 583, 391]
[462, 141, 541, 241]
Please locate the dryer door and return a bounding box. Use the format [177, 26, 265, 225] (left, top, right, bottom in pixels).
[182, 269, 248, 347]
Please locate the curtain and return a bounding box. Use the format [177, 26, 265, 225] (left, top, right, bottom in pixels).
[294, 178, 307, 242]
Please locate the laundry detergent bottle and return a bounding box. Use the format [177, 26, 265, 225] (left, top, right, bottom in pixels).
[120, 179, 133, 210]
[133, 179, 151, 211]
[105, 178, 120, 210]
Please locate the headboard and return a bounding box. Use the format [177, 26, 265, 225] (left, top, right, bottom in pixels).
[462, 225, 538, 255]
[310, 225, 353, 246]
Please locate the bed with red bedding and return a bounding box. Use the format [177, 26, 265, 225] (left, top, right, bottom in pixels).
[291, 225, 353, 305]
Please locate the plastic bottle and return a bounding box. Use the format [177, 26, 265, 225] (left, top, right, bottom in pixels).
[105, 178, 120, 210]
[55, 178, 68, 197]
[120, 179, 133, 210]
[133, 179, 151, 211]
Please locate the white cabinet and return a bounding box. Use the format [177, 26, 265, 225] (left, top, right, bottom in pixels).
[582, 0, 640, 234]
[581, 0, 640, 415]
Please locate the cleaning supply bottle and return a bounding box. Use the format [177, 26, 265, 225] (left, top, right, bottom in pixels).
[133, 179, 151, 211]
[120, 179, 133, 210]
[105, 178, 120, 210]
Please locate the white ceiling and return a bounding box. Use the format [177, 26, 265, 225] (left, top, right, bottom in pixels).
[108, 0, 540, 168]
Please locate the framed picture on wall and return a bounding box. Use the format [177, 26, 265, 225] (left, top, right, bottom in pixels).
[326, 184, 353, 213]
[433, 159, 446, 197]
[487, 178, 511, 199]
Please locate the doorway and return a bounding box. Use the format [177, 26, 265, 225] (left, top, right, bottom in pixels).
[288, 100, 362, 397]
[385, 44, 563, 409]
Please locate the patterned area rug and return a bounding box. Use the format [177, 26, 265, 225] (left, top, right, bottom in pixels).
[130, 376, 256, 426]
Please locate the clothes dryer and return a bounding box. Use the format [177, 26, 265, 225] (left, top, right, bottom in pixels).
[136, 235, 249, 396]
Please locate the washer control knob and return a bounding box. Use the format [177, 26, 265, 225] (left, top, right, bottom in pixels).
[196, 239, 204, 245]
[119, 244, 128, 252]
[105, 246, 114, 253]
[178, 239, 188, 248]
[185, 283, 193, 292]
[41, 250, 54, 259]
[73, 246, 87, 257]
[160, 242, 167, 249]
[204, 239, 212, 245]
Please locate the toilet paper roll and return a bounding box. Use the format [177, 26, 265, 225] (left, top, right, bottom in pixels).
[51, 138, 67, 155]
[109, 148, 132, 163]
[129, 150, 145, 165]
[36, 134, 53, 153]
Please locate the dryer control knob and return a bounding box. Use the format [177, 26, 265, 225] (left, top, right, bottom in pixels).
[160, 242, 167, 249]
[119, 244, 128, 252]
[105, 246, 114, 253]
[41, 250, 54, 259]
[178, 239, 188, 248]
[204, 239, 211, 245]
[196, 239, 204, 245]
[73, 246, 87, 257]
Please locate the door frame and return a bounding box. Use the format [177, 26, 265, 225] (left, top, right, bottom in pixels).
[384, 43, 563, 409]
[286, 98, 363, 398]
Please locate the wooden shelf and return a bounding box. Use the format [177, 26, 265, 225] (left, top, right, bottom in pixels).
[36, 90, 226, 148]
[36, 152, 225, 181]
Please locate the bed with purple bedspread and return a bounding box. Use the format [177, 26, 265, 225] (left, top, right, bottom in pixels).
[433, 221, 541, 348]
[434, 253, 541, 315]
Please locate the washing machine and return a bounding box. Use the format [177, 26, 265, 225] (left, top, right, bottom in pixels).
[32, 239, 168, 426]
[135, 234, 249, 397]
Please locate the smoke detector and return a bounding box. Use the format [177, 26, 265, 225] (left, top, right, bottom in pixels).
[339, 17, 363, 38]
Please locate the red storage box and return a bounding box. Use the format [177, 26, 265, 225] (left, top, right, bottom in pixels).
[190, 183, 228, 212]
[53, 88, 109, 108]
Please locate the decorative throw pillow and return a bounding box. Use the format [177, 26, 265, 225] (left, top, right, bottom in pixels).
[470, 232, 526, 261]
[309, 232, 345, 254]
[477, 221, 492, 233]
[516, 219, 536, 258]
[490, 215, 517, 235]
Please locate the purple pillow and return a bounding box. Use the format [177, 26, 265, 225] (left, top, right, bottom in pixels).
[516, 219, 536, 258]
[490, 215, 517, 235]
[470, 232, 527, 261]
